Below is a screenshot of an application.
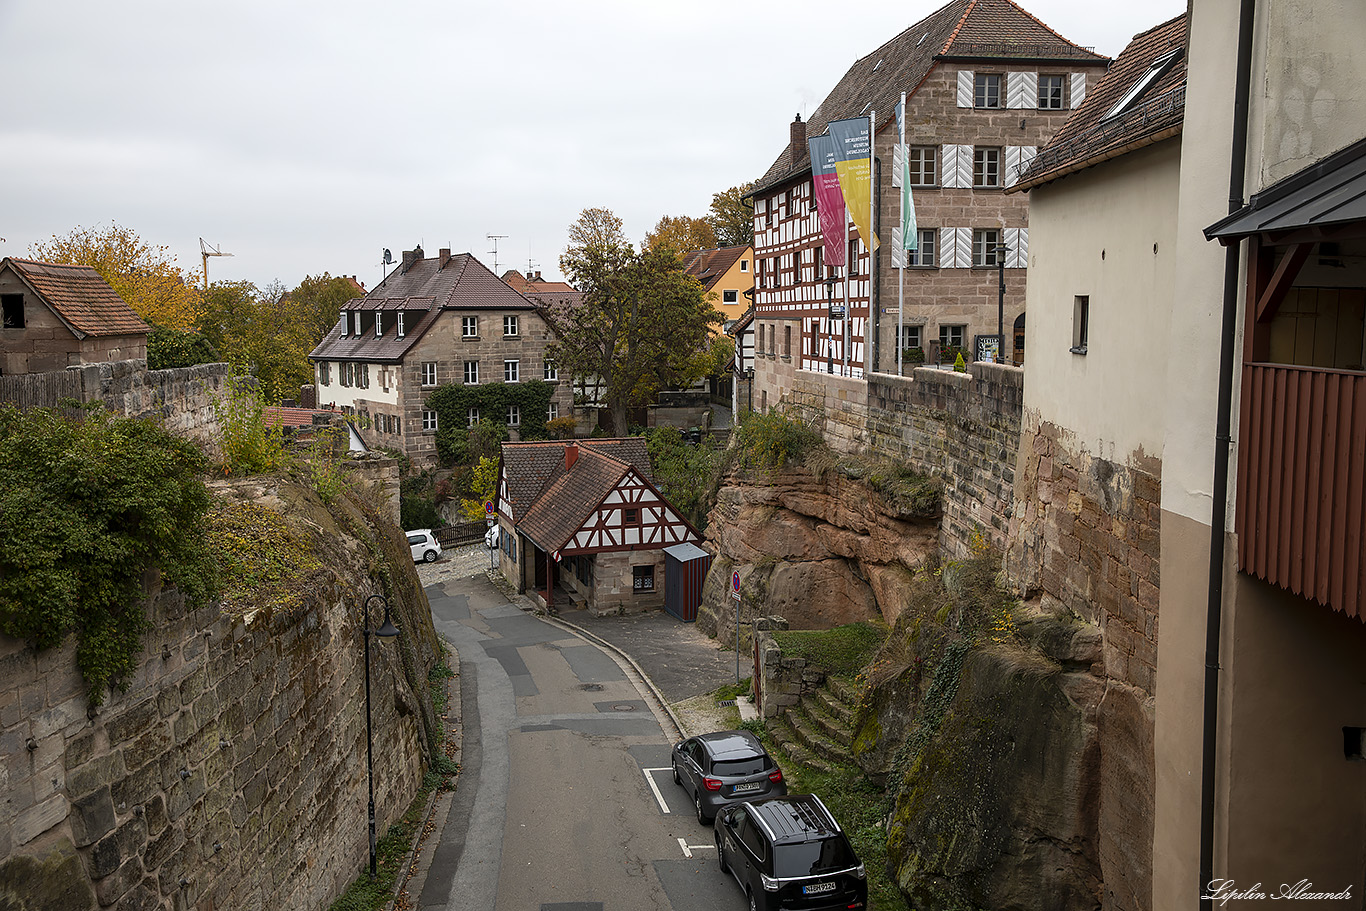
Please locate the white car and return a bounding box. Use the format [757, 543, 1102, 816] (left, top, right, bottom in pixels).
[406, 529, 442, 563]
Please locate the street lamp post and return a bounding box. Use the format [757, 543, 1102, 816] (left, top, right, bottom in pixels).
[362, 594, 400, 879]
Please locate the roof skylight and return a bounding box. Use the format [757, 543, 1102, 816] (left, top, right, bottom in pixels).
[1103, 47, 1183, 122]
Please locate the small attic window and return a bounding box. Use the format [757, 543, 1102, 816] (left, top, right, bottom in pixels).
[2, 294, 23, 329]
[1103, 47, 1183, 122]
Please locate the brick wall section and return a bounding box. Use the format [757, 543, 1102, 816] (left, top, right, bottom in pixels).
[1005, 417, 1161, 696]
[0, 360, 228, 450]
[781, 362, 1022, 558]
[0, 584, 427, 910]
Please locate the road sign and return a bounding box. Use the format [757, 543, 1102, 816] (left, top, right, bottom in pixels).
[484, 500, 495, 515]
[732, 571, 741, 593]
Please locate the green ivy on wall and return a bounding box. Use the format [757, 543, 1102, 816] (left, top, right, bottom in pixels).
[426, 380, 555, 461]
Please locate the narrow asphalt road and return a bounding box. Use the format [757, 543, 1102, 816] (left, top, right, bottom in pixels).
[409, 552, 747, 911]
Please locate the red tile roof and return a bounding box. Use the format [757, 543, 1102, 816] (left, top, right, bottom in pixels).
[681, 245, 750, 293]
[753, 0, 1107, 194]
[4, 257, 150, 338]
[263, 406, 346, 428]
[1013, 14, 1188, 191]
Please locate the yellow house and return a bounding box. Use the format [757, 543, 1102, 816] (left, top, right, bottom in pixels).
[681, 244, 753, 333]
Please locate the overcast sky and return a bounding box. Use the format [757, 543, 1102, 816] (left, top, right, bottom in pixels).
[0, 0, 1185, 292]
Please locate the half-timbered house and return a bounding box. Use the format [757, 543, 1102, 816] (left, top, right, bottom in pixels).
[747, 0, 1106, 410]
[495, 438, 703, 614]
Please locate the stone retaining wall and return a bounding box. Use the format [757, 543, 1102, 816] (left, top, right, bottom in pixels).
[753, 620, 828, 720]
[0, 580, 429, 910]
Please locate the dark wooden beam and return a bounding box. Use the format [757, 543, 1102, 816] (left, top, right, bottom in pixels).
[1255, 242, 1312, 323]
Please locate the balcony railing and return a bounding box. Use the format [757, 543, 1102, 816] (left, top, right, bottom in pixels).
[1238, 363, 1365, 619]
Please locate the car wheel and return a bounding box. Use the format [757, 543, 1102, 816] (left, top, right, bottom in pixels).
[423, 550, 437, 563]
[715, 831, 728, 874]
[695, 792, 711, 825]
[672, 760, 681, 786]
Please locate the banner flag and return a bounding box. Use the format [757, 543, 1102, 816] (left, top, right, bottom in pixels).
[807, 134, 847, 267]
[897, 98, 918, 254]
[827, 117, 880, 253]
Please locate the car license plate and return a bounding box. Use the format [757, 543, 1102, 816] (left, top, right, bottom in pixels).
[803, 881, 837, 895]
[732, 782, 761, 793]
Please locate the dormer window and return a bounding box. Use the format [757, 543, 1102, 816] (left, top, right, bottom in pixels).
[375, 313, 384, 337]
[339, 310, 348, 336]
[397, 312, 405, 338]
[1104, 48, 1183, 122]
[352, 312, 362, 336]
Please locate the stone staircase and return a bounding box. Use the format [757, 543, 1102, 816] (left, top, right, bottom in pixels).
[770, 675, 859, 775]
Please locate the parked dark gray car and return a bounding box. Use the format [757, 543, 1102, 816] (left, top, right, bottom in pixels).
[714, 794, 867, 911]
[671, 730, 786, 824]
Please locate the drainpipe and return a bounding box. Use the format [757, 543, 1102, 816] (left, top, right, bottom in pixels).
[1199, 0, 1257, 906]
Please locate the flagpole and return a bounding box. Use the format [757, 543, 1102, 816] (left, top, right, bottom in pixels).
[898, 93, 905, 377]
[842, 203, 850, 378]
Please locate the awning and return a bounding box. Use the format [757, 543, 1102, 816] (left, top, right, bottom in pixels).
[1205, 136, 1366, 242]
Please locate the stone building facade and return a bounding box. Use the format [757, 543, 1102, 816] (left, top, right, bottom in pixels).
[747, 0, 1108, 417]
[310, 247, 571, 467]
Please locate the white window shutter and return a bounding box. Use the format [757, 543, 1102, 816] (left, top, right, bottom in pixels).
[957, 70, 974, 108]
[1004, 146, 1037, 186]
[941, 145, 971, 188]
[941, 227, 971, 269]
[1004, 228, 1029, 268]
[892, 144, 904, 188]
[938, 228, 956, 269]
[890, 227, 904, 268]
[1008, 72, 1037, 109]
[1071, 73, 1087, 109]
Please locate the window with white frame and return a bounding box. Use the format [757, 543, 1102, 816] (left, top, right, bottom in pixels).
[848, 239, 860, 275]
[740, 259, 748, 272]
[422, 410, 438, 432]
[907, 146, 937, 185]
[396, 312, 405, 338]
[547, 401, 559, 421]
[543, 362, 558, 381]
[503, 315, 519, 337]
[1038, 74, 1065, 109]
[467, 407, 479, 427]
[1072, 296, 1089, 354]
[422, 362, 437, 386]
[632, 564, 655, 592]
[723, 289, 738, 303]
[464, 360, 479, 384]
[973, 229, 1002, 267]
[973, 147, 1001, 187]
[374, 313, 383, 337]
[339, 311, 348, 336]
[939, 324, 965, 349]
[359, 364, 370, 388]
[462, 316, 477, 338]
[507, 405, 520, 426]
[975, 72, 1001, 108]
[910, 229, 937, 267]
[353, 312, 362, 336]
[504, 359, 519, 382]
[899, 325, 922, 350]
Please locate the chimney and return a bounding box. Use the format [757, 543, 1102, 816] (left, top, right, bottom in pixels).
[565, 441, 580, 471]
[401, 247, 423, 272]
[790, 114, 806, 160]
[439, 248, 451, 270]
[533, 270, 543, 283]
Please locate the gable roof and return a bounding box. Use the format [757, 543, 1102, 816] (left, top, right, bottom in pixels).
[3, 257, 150, 338]
[681, 245, 751, 293]
[516, 446, 637, 552]
[309, 250, 536, 363]
[753, 0, 1107, 195]
[500, 438, 655, 522]
[1012, 14, 1187, 192]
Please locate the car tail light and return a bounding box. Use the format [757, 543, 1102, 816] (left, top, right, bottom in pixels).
[768, 768, 784, 783]
[703, 777, 722, 791]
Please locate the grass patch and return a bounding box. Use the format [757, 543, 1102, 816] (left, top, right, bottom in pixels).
[771, 622, 888, 676]
[327, 657, 460, 911]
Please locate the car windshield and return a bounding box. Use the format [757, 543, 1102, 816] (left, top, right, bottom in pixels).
[773, 836, 858, 878]
[712, 756, 770, 777]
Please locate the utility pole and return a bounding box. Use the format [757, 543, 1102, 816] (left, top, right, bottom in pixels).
[487, 234, 508, 274]
[199, 238, 233, 291]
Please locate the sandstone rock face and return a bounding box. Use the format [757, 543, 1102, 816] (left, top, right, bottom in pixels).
[698, 466, 939, 643]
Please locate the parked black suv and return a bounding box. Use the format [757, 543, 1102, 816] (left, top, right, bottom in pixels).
[714, 794, 867, 910]
[672, 729, 786, 824]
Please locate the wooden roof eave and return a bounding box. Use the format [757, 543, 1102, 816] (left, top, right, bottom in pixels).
[1008, 123, 1183, 195]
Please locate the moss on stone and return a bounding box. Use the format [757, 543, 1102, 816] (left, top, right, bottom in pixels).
[0, 840, 97, 910]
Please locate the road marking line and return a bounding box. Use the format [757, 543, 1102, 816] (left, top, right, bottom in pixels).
[677, 838, 716, 858]
[643, 767, 671, 813]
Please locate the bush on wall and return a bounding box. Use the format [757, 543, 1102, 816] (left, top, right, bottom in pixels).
[426, 380, 555, 462]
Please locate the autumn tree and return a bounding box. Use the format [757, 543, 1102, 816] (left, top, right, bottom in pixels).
[552, 209, 722, 433]
[196, 280, 315, 404]
[289, 273, 363, 346]
[706, 183, 755, 247]
[643, 215, 716, 255]
[30, 223, 203, 330]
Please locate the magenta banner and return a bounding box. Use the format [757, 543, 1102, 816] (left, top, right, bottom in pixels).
[807, 134, 847, 267]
